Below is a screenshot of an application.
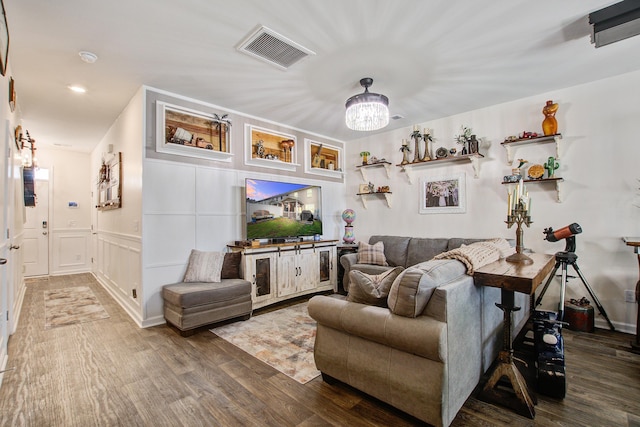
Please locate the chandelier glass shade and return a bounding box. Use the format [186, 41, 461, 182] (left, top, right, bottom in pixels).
[345, 78, 389, 131]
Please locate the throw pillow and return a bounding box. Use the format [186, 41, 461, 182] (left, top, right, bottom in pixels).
[183, 250, 225, 283]
[387, 259, 466, 318]
[220, 252, 241, 279]
[357, 241, 389, 266]
[347, 267, 403, 307]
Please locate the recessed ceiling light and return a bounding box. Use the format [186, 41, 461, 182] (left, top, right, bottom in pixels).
[68, 85, 87, 93]
[78, 51, 98, 63]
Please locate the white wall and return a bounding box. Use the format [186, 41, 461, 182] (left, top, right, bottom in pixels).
[36, 148, 92, 275]
[345, 69, 640, 332]
[91, 87, 144, 325]
[141, 88, 347, 326]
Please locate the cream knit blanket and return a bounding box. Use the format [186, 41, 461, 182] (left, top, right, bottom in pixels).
[432, 238, 514, 275]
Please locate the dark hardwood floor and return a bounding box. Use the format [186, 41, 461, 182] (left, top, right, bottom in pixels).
[0, 273, 639, 426]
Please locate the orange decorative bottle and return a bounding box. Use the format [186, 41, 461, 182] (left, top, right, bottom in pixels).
[542, 100, 559, 136]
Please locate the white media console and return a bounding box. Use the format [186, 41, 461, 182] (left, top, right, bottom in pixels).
[229, 240, 338, 309]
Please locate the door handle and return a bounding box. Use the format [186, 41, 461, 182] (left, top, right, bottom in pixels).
[0, 258, 6, 265]
[42, 231, 48, 235]
[9, 245, 19, 250]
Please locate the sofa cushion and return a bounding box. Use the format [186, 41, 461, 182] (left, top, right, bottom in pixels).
[347, 266, 403, 307]
[357, 241, 389, 266]
[369, 235, 411, 267]
[387, 259, 467, 317]
[220, 252, 241, 279]
[405, 238, 450, 267]
[183, 250, 225, 283]
[163, 279, 251, 308]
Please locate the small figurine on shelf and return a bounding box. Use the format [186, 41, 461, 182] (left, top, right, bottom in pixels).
[544, 156, 559, 178]
[514, 158, 528, 176]
[256, 140, 265, 158]
[399, 139, 411, 165]
[455, 126, 473, 154]
[468, 135, 479, 154]
[360, 151, 370, 165]
[368, 182, 375, 193]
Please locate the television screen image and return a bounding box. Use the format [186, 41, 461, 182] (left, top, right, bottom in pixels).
[245, 178, 323, 240]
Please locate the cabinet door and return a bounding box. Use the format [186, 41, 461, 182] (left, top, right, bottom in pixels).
[245, 253, 276, 303]
[297, 250, 319, 292]
[318, 248, 334, 286]
[277, 252, 298, 297]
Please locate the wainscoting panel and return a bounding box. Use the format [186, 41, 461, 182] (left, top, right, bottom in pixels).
[94, 231, 142, 325]
[51, 228, 91, 275]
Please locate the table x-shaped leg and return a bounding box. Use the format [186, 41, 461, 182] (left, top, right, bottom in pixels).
[479, 289, 536, 419]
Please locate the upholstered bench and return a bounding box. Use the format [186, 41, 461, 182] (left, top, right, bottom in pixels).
[162, 250, 252, 335]
[163, 279, 252, 335]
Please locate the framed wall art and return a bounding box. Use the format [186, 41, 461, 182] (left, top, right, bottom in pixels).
[244, 124, 298, 171]
[304, 138, 344, 178]
[97, 152, 122, 211]
[419, 172, 466, 214]
[156, 101, 233, 162]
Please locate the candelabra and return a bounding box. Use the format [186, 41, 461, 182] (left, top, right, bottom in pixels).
[505, 199, 533, 264]
[421, 132, 432, 161]
[411, 128, 422, 163]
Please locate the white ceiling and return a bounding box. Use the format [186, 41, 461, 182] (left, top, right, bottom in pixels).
[6, 0, 640, 152]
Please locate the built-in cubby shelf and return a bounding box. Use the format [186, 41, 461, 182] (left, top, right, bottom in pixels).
[357, 192, 392, 209]
[396, 153, 484, 183]
[502, 177, 564, 202]
[356, 161, 391, 181]
[501, 134, 562, 165]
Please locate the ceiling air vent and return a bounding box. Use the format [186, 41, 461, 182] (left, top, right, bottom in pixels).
[237, 25, 315, 70]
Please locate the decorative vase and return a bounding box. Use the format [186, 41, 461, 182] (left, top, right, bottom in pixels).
[343, 225, 355, 244]
[542, 100, 559, 136]
[361, 154, 368, 165]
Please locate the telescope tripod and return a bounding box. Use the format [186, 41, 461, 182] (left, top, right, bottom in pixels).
[535, 250, 615, 331]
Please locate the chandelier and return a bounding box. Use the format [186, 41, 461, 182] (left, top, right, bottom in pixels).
[345, 77, 389, 131]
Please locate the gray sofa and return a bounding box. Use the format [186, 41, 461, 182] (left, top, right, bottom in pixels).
[340, 235, 488, 290]
[309, 235, 527, 427]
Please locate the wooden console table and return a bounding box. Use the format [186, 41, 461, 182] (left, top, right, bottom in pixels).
[623, 237, 640, 353]
[474, 253, 555, 419]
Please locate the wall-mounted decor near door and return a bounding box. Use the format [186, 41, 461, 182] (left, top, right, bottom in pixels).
[244, 124, 298, 171]
[155, 101, 233, 162]
[96, 152, 122, 211]
[0, 0, 9, 77]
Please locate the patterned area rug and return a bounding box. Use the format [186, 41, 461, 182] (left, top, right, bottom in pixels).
[44, 286, 110, 329]
[211, 302, 319, 384]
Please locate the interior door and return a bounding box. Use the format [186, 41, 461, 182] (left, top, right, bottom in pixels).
[0, 120, 10, 369]
[23, 178, 49, 276]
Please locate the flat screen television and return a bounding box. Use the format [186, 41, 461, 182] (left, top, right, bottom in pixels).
[245, 178, 323, 240]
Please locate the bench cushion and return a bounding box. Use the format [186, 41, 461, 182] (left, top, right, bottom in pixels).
[163, 279, 251, 308]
